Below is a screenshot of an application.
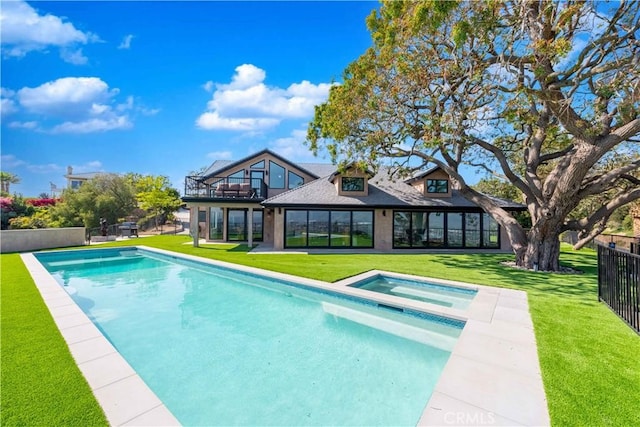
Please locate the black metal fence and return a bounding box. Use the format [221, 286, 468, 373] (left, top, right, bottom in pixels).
[598, 244, 640, 334]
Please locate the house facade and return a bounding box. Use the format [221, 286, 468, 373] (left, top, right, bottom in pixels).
[64, 166, 106, 190]
[182, 149, 524, 252]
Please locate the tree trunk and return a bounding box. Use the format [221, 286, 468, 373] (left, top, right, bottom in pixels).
[519, 224, 561, 271]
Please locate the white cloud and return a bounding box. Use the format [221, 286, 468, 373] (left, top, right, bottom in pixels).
[140, 107, 160, 116]
[1, 97, 18, 116]
[206, 151, 234, 160]
[11, 77, 133, 133]
[71, 161, 103, 173]
[1, 88, 17, 116]
[0, 0, 98, 63]
[196, 111, 279, 131]
[223, 64, 266, 90]
[116, 95, 134, 112]
[27, 163, 64, 174]
[1, 88, 16, 97]
[196, 64, 334, 132]
[0, 154, 26, 168]
[270, 129, 318, 161]
[18, 77, 113, 116]
[60, 47, 88, 65]
[8, 121, 39, 130]
[51, 116, 132, 134]
[203, 80, 214, 92]
[118, 34, 134, 50]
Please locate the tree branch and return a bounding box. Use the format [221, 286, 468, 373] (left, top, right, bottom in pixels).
[570, 187, 640, 249]
[577, 159, 640, 198]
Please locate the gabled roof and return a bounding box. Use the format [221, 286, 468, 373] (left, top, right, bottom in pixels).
[200, 149, 325, 180]
[263, 167, 525, 210]
[327, 162, 375, 182]
[201, 160, 233, 177]
[405, 165, 443, 183]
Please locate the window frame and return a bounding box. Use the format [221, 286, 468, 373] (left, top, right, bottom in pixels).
[269, 161, 285, 189]
[426, 179, 448, 194]
[341, 177, 365, 192]
[284, 209, 374, 249]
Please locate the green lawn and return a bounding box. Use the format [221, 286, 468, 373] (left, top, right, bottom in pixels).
[0, 253, 109, 427]
[2, 235, 639, 426]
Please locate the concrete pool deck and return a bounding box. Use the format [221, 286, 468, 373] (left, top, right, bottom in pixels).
[22, 247, 549, 426]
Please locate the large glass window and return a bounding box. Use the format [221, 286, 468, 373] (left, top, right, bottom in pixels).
[288, 171, 304, 189]
[228, 170, 244, 184]
[393, 210, 497, 249]
[393, 212, 411, 248]
[209, 207, 223, 240]
[427, 212, 444, 246]
[252, 210, 263, 242]
[227, 209, 246, 241]
[308, 211, 329, 247]
[269, 161, 285, 189]
[427, 179, 448, 193]
[342, 177, 365, 192]
[251, 160, 265, 169]
[331, 211, 351, 247]
[465, 213, 481, 247]
[285, 210, 307, 247]
[352, 211, 373, 247]
[482, 213, 499, 248]
[284, 210, 373, 248]
[411, 212, 428, 247]
[251, 170, 264, 198]
[447, 213, 463, 247]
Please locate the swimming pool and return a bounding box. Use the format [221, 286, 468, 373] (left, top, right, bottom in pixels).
[35, 247, 464, 426]
[347, 274, 477, 310]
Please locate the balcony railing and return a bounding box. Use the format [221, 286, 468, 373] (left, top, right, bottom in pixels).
[184, 176, 267, 199]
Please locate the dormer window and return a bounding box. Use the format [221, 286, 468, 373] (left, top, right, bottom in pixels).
[342, 177, 365, 192]
[427, 179, 448, 194]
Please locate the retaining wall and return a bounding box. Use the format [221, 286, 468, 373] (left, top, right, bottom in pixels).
[1, 227, 86, 253]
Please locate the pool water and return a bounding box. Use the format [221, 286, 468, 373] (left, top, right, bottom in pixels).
[348, 274, 477, 310]
[36, 248, 463, 426]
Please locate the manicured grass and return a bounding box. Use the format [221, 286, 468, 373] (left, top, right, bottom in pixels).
[0, 254, 108, 427]
[2, 235, 639, 426]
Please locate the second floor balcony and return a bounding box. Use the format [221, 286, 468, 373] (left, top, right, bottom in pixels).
[184, 176, 268, 200]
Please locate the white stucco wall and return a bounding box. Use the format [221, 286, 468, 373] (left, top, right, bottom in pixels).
[0, 227, 86, 253]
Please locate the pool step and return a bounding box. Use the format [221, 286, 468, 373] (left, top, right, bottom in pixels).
[46, 255, 142, 267]
[321, 302, 457, 352]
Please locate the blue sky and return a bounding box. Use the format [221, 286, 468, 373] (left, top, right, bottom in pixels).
[1, 0, 377, 196]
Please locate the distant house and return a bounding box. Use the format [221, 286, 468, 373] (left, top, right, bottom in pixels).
[182, 149, 525, 251]
[64, 166, 107, 190]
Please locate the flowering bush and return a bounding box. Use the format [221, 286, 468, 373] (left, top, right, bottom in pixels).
[26, 198, 58, 207]
[0, 197, 12, 210]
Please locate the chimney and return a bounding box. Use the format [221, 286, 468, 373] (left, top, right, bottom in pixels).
[67, 166, 73, 175]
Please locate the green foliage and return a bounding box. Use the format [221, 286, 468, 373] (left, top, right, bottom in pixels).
[49, 174, 137, 228]
[473, 177, 523, 202]
[8, 209, 51, 229]
[133, 175, 182, 230]
[0, 171, 20, 196]
[308, 0, 640, 268]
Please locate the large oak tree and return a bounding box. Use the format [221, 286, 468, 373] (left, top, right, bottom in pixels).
[308, 0, 640, 271]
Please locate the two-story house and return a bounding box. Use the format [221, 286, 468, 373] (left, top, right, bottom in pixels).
[182, 149, 524, 251]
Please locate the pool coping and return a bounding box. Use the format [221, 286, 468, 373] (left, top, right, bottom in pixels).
[22, 246, 550, 426]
